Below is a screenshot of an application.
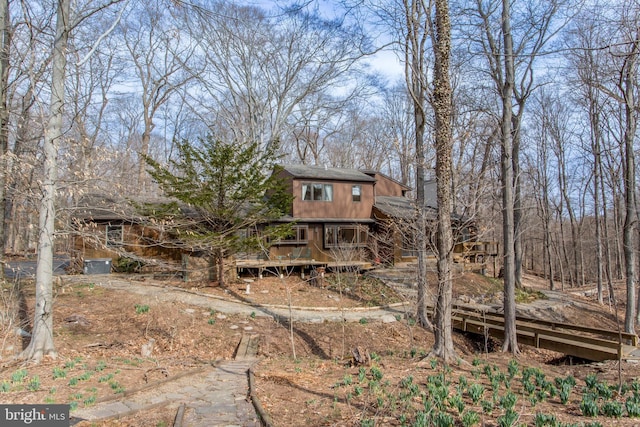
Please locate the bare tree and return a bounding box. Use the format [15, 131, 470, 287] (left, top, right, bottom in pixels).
[0, 0, 9, 278]
[619, 29, 639, 332]
[570, 20, 608, 302]
[527, 93, 556, 291]
[20, 0, 70, 362]
[499, 0, 519, 354]
[567, 3, 640, 331]
[189, 1, 369, 154]
[380, 84, 417, 186]
[402, 0, 433, 330]
[118, 0, 197, 190]
[430, 0, 456, 361]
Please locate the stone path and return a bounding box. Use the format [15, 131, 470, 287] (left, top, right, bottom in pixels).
[71, 358, 260, 427]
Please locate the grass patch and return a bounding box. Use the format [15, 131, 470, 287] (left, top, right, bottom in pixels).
[515, 287, 547, 303]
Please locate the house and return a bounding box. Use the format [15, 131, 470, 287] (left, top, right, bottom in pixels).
[247, 165, 383, 266]
[70, 194, 190, 275]
[237, 165, 496, 274]
[73, 165, 496, 279]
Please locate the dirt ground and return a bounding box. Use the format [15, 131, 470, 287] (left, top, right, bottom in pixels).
[0, 268, 639, 426]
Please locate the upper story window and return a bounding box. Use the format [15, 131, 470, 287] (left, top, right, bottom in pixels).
[352, 185, 361, 202]
[302, 183, 333, 201]
[106, 224, 123, 247]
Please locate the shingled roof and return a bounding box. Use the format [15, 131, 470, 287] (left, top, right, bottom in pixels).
[281, 165, 376, 182]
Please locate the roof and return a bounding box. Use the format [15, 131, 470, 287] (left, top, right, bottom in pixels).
[361, 169, 412, 191]
[281, 165, 376, 183]
[71, 194, 138, 221]
[374, 196, 436, 220]
[374, 196, 468, 222]
[72, 194, 178, 222]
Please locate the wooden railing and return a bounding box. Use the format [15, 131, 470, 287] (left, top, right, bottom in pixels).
[448, 304, 638, 362]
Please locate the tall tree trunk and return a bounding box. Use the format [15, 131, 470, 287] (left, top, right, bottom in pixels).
[404, 0, 432, 331]
[622, 34, 638, 331]
[512, 120, 523, 289]
[614, 195, 624, 280]
[601, 160, 615, 305]
[0, 0, 9, 278]
[557, 198, 569, 290]
[544, 222, 554, 290]
[500, 0, 518, 354]
[589, 85, 604, 303]
[138, 114, 153, 192]
[430, 0, 455, 362]
[21, 0, 70, 362]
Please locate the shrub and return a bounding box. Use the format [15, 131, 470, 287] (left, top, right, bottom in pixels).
[11, 369, 27, 384]
[468, 383, 485, 404]
[481, 400, 493, 414]
[113, 257, 143, 273]
[461, 410, 480, 427]
[534, 412, 556, 427]
[432, 411, 454, 427]
[626, 396, 640, 417]
[52, 367, 66, 380]
[27, 376, 41, 391]
[601, 400, 623, 418]
[584, 373, 599, 390]
[580, 394, 599, 417]
[448, 393, 465, 414]
[497, 408, 519, 427]
[134, 304, 150, 314]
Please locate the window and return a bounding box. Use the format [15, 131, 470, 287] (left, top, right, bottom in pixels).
[237, 228, 260, 240]
[302, 182, 333, 201]
[401, 232, 418, 257]
[106, 224, 123, 247]
[278, 225, 309, 245]
[325, 225, 368, 248]
[352, 185, 361, 202]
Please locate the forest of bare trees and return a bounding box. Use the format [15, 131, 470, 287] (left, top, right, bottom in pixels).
[4, 0, 640, 359]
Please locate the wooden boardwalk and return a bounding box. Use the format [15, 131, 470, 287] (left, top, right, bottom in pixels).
[449, 304, 639, 362]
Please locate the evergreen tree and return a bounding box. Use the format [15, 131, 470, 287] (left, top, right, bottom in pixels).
[144, 136, 292, 285]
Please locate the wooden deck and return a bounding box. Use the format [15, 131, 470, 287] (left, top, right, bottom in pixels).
[235, 258, 373, 277]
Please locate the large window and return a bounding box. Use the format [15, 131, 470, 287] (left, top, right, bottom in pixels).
[278, 225, 309, 244]
[325, 225, 368, 248]
[106, 224, 123, 247]
[352, 185, 361, 202]
[302, 182, 333, 201]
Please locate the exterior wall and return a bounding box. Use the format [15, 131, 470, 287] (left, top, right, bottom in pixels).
[291, 179, 374, 219]
[73, 222, 183, 264]
[372, 174, 407, 197]
[277, 170, 296, 216]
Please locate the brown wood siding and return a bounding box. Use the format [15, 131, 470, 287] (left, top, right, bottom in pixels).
[372, 174, 406, 197]
[73, 223, 183, 262]
[277, 169, 295, 216]
[291, 180, 374, 219]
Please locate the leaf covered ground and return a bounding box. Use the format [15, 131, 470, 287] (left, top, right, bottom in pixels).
[0, 269, 638, 426]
